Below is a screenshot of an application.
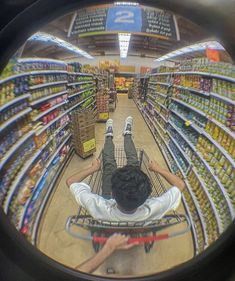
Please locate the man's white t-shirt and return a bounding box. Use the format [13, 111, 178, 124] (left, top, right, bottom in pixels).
[70, 182, 181, 222]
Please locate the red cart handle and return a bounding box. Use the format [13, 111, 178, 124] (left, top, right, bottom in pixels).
[93, 233, 169, 244]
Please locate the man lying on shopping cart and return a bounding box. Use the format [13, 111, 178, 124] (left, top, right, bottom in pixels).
[66, 116, 186, 222]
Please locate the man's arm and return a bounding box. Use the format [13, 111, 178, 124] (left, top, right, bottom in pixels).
[75, 234, 138, 274]
[66, 159, 101, 187]
[148, 160, 185, 191]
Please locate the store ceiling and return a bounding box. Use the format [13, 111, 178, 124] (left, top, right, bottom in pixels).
[22, 8, 210, 60]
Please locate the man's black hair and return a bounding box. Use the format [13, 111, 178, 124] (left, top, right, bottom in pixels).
[111, 165, 152, 211]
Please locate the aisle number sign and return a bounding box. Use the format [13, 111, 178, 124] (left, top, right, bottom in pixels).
[83, 138, 96, 152]
[106, 6, 142, 32]
[69, 4, 179, 41]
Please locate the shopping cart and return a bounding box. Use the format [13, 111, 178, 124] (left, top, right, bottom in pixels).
[66, 148, 191, 253]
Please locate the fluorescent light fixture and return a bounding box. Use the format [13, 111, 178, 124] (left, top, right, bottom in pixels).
[114, 2, 139, 6]
[28, 32, 93, 59]
[118, 33, 131, 58]
[154, 41, 225, 62]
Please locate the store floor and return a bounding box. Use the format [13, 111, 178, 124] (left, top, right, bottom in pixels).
[37, 95, 194, 277]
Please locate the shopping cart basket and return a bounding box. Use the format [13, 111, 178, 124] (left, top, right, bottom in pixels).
[66, 148, 191, 253]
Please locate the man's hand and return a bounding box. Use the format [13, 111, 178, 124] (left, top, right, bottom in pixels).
[148, 160, 163, 173]
[91, 159, 101, 172]
[103, 233, 138, 254]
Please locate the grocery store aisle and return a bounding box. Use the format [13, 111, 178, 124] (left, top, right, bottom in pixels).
[37, 95, 194, 277]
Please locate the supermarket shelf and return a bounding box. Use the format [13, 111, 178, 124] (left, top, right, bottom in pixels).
[191, 168, 224, 234]
[46, 135, 71, 169]
[166, 145, 187, 178]
[172, 98, 207, 117]
[30, 80, 68, 90]
[195, 151, 235, 221]
[146, 98, 155, 109]
[68, 87, 94, 99]
[32, 140, 73, 244]
[152, 106, 168, 124]
[155, 91, 167, 98]
[0, 94, 30, 112]
[210, 92, 235, 106]
[181, 195, 199, 255]
[30, 90, 67, 106]
[147, 97, 168, 114]
[152, 71, 235, 84]
[211, 73, 235, 83]
[154, 99, 167, 110]
[0, 130, 35, 170]
[35, 110, 68, 136]
[203, 132, 235, 168]
[32, 101, 67, 122]
[29, 70, 67, 75]
[0, 107, 32, 133]
[153, 116, 166, 133]
[86, 99, 96, 109]
[144, 111, 165, 141]
[68, 94, 95, 112]
[174, 85, 210, 97]
[18, 58, 66, 64]
[0, 73, 28, 85]
[3, 147, 45, 213]
[167, 131, 191, 165]
[17, 127, 70, 229]
[155, 81, 170, 86]
[168, 121, 196, 152]
[184, 181, 209, 246]
[150, 72, 171, 76]
[170, 109, 203, 134]
[67, 80, 93, 87]
[68, 72, 93, 76]
[209, 117, 235, 139]
[147, 86, 156, 91]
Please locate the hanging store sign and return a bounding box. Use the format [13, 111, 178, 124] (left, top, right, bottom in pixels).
[68, 4, 180, 41]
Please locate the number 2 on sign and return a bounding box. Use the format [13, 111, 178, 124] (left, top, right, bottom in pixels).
[114, 11, 134, 23]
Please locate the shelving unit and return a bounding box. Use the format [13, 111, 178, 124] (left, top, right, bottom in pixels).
[136, 62, 235, 251]
[0, 94, 31, 111]
[1, 59, 97, 242]
[0, 130, 35, 170]
[32, 147, 74, 245]
[30, 90, 67, 106]
[30, 80, 68, 90]
[0, 107, 32, 133]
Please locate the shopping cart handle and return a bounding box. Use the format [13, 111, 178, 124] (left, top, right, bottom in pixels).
[93, 234, 169, 244]
[65, 216, 92, 240]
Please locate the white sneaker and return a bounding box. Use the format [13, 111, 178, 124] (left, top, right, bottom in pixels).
[105, 119, 113, 137]
[123, 116, 133, 136]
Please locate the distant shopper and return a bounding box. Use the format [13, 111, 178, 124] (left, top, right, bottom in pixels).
[76, 233, 138, 274]
[67, 116, 185, 221]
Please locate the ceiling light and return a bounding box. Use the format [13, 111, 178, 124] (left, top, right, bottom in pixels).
[28, 32, 94, 59]
[114, 2, 139, 6]
[118, 33, 131, 58]
[154, 40, 225, 62]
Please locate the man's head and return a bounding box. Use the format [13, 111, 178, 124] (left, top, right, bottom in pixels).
[111, 165, 152, 212]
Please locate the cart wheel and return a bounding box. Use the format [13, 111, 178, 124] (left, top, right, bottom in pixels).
[143, 232, 155, 253]
[91, 231, 101, 253]
[144, 241, 154, 253]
